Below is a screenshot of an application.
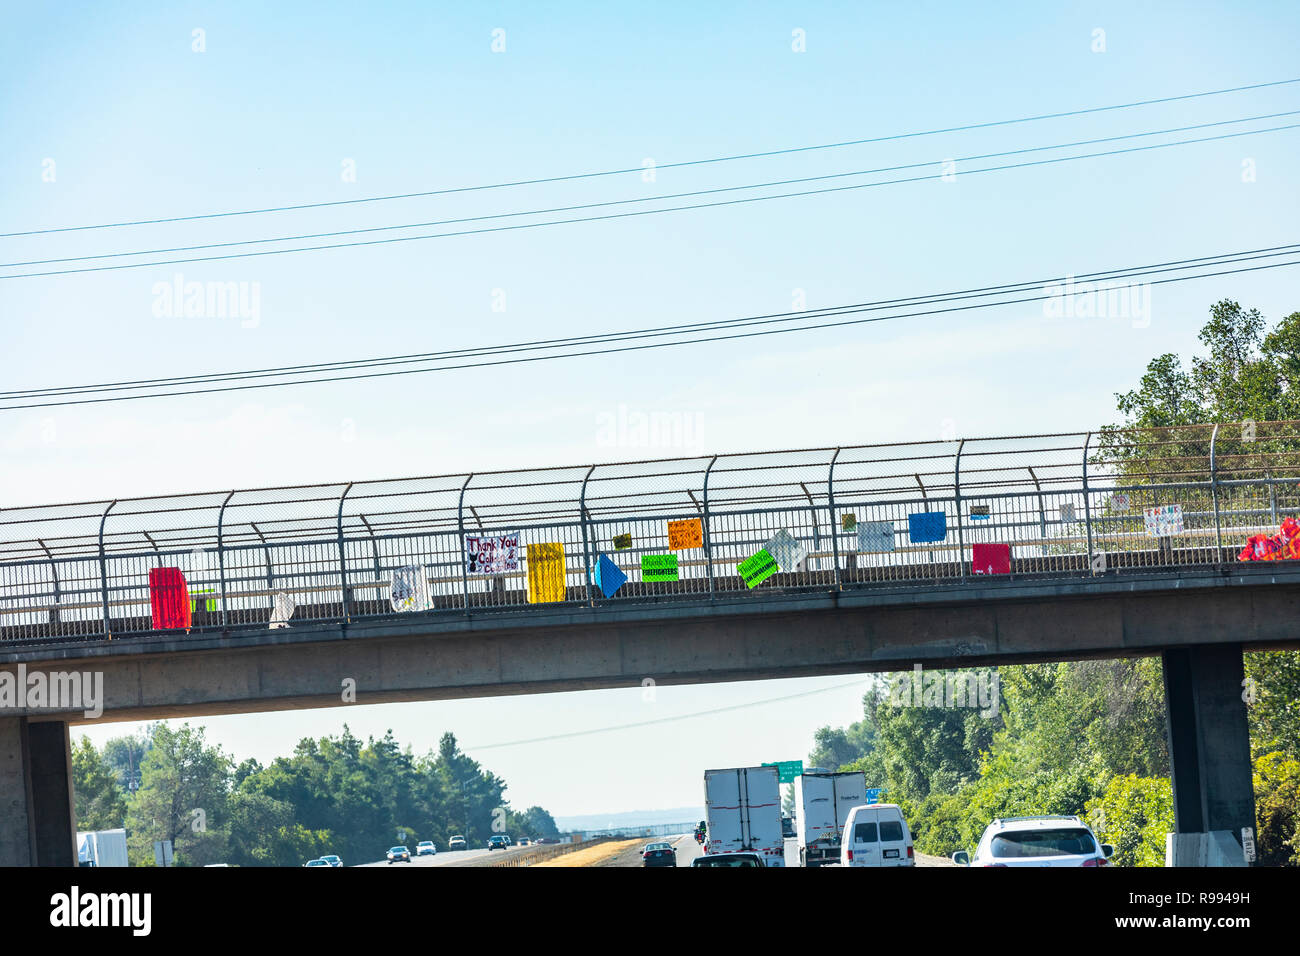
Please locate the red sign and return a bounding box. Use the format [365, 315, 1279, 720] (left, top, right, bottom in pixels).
[971, 543, 1011, 575]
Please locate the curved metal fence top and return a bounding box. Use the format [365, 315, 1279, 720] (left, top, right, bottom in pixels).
[1, 421, 1296, 564]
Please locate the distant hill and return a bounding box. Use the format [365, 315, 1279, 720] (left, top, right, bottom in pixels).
[555, 807, 705, 831]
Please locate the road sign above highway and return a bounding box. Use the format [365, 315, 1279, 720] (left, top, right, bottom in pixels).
[763, 760, 803, 783]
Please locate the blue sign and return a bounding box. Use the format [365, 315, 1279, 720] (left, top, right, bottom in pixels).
[908, 511, 947, 543]
[592, 553, 627, 598]
[864, 787, 887, 805]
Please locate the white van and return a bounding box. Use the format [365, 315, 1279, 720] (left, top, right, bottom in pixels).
[839, 804, 915, 867]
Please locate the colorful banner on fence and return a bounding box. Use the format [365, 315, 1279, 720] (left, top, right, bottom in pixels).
[667, 518, 704, 550]
[909, 511, 947, 543]
[526, 542, 566, 603]
[391, 566, 433, 612]
[738, 549, 779, 589]
[857, 521, 894, 553]
[149, 567, 192, 631]
[465, 532, 520, 574]
[612, 533, 633, 550]
[971, 542, 1011, 575]
[641, 554, 679, 582]
[592, 553, 628, 598]
[765, 529, 807, 571]
[841, 513, 857, 532]
[1143, 504, 1184, 537]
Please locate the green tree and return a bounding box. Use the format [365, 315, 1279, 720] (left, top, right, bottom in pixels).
[1085, 774, 1173, 867]
[72, 736, 128, 832]
[1252, 752, 1300, 866]
[125, 723, 231, 867]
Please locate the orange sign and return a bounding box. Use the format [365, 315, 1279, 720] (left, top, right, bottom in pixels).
[667, 518, 704, 550]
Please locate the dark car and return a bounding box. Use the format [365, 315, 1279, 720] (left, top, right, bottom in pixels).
[386, 846, 411, 863]
[781, 816, 795, 839]
[691, 852, 766, 867]
[487, 835, 512, 850]
[643, 845, 676, 868]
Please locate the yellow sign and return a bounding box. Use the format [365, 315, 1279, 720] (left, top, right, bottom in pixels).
[667, 518, 704, 551]
[527, 542, 566, 603]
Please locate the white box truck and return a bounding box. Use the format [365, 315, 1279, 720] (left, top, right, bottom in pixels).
[703, 766, 786, 867]
[793, 770, 867, 866]
[77, 829, 129, 867]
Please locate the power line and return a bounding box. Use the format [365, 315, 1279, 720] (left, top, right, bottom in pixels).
[5, 122, 1299, 281]
[2, 248, 1296, 410]
[4, 243, 1297, 401]
[464, 678, 873, 751]
[5, 75, 1296, 239]
[10, 110, 1296, 270]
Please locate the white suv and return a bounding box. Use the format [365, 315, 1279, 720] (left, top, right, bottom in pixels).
[953, 816, 1114, 867]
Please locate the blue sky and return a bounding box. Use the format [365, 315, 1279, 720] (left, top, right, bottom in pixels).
[3, 1, 1299, 816]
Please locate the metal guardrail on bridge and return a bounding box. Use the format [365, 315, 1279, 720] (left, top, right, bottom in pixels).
[2, 421, 1297, 647]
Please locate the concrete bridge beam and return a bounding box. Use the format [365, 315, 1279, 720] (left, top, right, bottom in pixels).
[0, 718, 77, 867]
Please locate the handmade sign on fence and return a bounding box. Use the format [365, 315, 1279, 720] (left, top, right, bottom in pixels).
[738, 549, 779, 589]
[526, 542, 566, 603]
[971, 542, 1011, 575]
[857, 521, 894, 553]
[391, 566, 432, 612]
[1143, 504, 1184, 537]
[765, 529, 807, 571]
[612, 533, 633, 550]
[269, 591, 296, 628]
[667, 518, 703, 550]
[909, 511, 947, 544]
[592, 553, 628, 598]
[465, 532, 520, 574]
[641, 554, 679, 582]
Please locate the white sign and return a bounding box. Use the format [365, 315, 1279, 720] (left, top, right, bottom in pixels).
[857, 521, 895, 553]
[269, 591, 296, 628]
[1242, 826, 1256, 863]
[465, 532, 520, 575]
[1111, 493, 1130, 513]
[765, 529, 808, 571]
[1143, 504, 1184, 537]
[390, 566, 432, 613]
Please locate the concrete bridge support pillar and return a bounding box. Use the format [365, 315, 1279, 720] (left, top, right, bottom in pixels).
[0, 717, 78, 867]
[1162, 644, 1255, 866]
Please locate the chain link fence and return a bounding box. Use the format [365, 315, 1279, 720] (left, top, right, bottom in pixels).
[2, 420, 1295, 647]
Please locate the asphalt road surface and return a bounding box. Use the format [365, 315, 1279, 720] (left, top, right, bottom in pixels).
[355, 843, 536, 867]
[611, 836, 951, 867]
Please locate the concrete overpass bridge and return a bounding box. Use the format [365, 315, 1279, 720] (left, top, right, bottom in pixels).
[3, 422, 1298, 865]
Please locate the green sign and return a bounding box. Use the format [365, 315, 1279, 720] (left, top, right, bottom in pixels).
[613, 533, 633, 550]
[190, 589, 218, 613]
[763, 760, 804, 783]
[738, 549, 778, 589]
[641, 554, 679, 582]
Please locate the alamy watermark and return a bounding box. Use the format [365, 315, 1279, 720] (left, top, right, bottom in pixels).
[596, 404, 704, 449]
[1042, 275, 1150, 328]
[888, 664, 1000, 719]
[0, 665, 104, 719]
[152, 272, 261, 328]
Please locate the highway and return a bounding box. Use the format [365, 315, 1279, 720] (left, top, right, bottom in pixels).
[354, 843, 537, 867]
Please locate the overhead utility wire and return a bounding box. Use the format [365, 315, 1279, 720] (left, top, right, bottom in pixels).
[8, 110, 1296, 270]
[4, 244, 1296, 401]
[2, 253, 1296, 410]
[4, 76, 1296, 239]
[4, 122, 1298, 281]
